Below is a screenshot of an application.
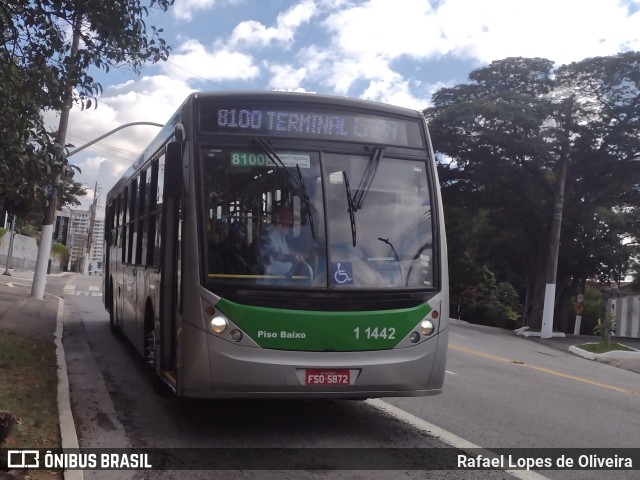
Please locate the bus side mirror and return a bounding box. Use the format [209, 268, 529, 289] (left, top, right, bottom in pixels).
[165, 141, 183, 197]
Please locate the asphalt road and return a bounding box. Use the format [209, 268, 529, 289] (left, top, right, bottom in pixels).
[386, 319, 640, 480]
[58, 274, 639, 480]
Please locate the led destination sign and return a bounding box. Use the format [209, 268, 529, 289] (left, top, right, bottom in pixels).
[199, 106, 424, 147]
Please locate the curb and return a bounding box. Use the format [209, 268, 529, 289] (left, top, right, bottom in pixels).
[568, 344, 640, 361]
[49, 292, 83, 480]
[514, 327, 566, 338]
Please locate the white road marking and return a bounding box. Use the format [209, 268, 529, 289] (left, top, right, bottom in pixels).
[450, 332, 467, 338]
[445, 370, 457, 375]
[63, 285, 102, 296]
[367, 399, 551, 480]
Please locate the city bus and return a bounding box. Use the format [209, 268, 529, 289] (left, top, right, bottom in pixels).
[103, 91, 449, 399]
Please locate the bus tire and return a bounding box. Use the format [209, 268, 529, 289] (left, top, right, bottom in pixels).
[152, 375, 173, 397]
[144, 301, 155, 367]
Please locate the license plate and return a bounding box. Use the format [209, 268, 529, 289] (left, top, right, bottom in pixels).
[305, 369, 350, 385]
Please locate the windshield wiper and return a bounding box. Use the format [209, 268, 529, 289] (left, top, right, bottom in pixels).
[343, 171, 357, 247]
[295, 163, 316, 239]
[352, 146, 384, 212]
[253, 137, 316, 239]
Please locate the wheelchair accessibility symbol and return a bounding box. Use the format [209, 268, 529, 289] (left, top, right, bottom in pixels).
[331, 262, 353, 284]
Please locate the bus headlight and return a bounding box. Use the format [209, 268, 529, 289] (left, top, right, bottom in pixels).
[419, 320, 435, 336]
[209, 316, 228, 334]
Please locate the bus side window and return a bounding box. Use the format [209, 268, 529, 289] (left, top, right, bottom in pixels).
[136, 169, 147, 265]
[146, 160, 158, 266]
[111, 196, 118, 250]
[157, 154, 165, 205]
[121, 187, 128, 264]
[153, 154, 165, 268]
[128, 179, 137, 264]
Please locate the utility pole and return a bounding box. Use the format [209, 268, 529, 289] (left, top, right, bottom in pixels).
[31, 12, 82, 300]
[541, 96, 574, 338]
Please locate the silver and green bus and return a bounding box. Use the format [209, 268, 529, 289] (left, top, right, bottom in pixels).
[103, 91, 448, 399]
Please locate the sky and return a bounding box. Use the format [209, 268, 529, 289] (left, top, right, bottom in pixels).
[44, 0, 640, 216]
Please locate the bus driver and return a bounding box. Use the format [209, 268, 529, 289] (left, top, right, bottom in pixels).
[260, 206, 304, 278]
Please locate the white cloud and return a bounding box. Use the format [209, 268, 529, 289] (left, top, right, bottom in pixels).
[227, 0, 318, 48]
[161, 39, 259, 82]
[360, 78, 428, 110]
[435, 0, 640, 65]
[324, 0, 440, 59]
[300, 0, 640, 106]
[173, 0, 222, 22]
[322, 0, 640, 65]
[267, 63, 308, 90]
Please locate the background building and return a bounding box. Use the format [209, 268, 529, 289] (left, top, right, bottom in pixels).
[57, 207, 104, 274]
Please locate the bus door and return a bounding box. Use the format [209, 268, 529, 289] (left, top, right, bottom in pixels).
[158, 145, 181, 385]
[122, 180, 140, 349]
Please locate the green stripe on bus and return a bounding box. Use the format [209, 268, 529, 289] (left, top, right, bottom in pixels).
[215, 298, 431, 352]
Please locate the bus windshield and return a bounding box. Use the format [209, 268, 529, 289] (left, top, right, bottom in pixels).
[202, 145, 434, 289]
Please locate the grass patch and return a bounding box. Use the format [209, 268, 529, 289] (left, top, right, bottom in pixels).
[577, 342, 637, 354]
[0, 330, 61, 479]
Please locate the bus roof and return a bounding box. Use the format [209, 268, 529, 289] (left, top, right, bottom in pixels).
[189, 91, 423, 118]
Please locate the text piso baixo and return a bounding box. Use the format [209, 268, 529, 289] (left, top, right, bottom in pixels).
[257, 330, 306, 339]
[256, 328, 397, 340]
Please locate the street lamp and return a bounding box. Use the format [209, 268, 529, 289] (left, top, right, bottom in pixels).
[31, 121, 163, 298]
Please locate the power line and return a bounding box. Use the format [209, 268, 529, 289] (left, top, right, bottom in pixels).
[164, 60, 231, 90]
[66, 135, 139, 158]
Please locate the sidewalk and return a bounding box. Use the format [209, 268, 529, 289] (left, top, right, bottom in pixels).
[0, 270, 81, 480]
[0, 273, 59, 340]
[525, 333, 640, 374]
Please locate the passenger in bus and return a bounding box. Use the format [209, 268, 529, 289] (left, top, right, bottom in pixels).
[218, 221, 259, 275]
[206, 218, 230, 272]
[206, 220, 220, 273]
[259, 206, 304, 278]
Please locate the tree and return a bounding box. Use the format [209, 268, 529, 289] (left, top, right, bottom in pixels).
[426, 53, 640, 331]
[549, 53, 640, 329]
[0, 52, 53, 218]
[1, 0, 174, 298]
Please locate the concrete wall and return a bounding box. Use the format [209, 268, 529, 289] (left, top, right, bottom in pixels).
[0, 232, 63, 272]
[607, 295, 640, 339]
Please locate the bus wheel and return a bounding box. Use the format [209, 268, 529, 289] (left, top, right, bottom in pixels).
[144, 304, 156, 367]
[145, 330, 155, 367]
[152, 374, 173, 397]
[109, 308, 116, 334]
